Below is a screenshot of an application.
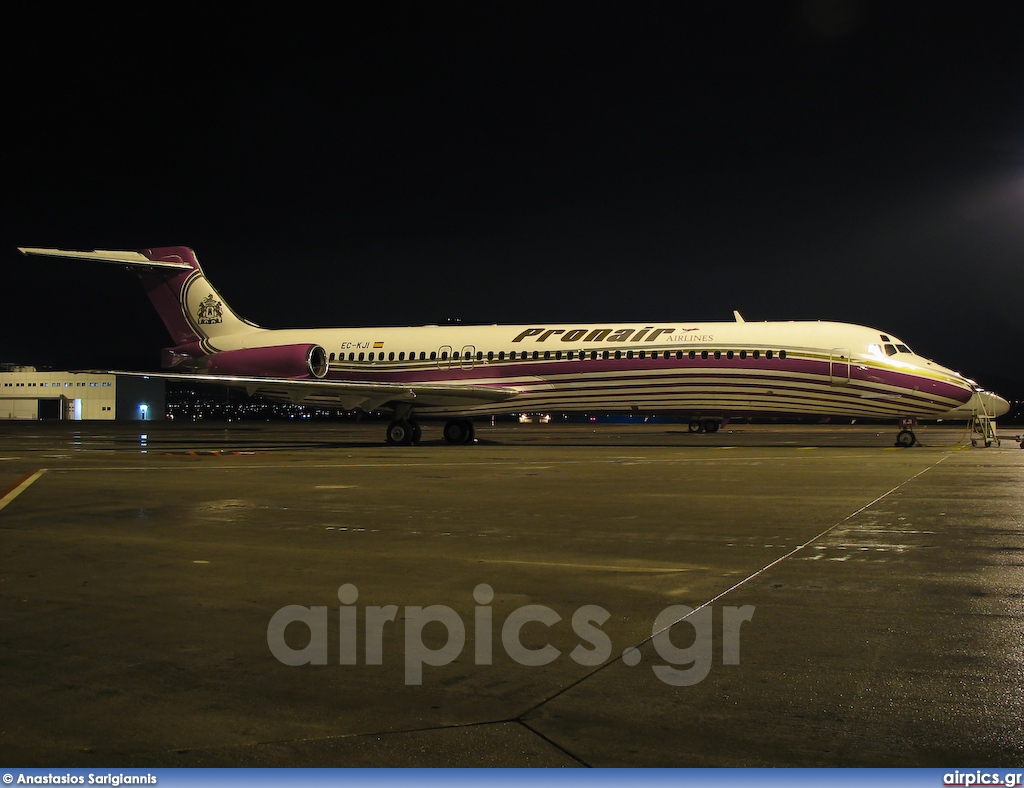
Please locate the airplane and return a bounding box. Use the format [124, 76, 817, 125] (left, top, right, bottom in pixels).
[18, 245, 1011, 447]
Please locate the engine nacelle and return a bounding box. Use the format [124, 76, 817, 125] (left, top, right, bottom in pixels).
[207, 344, 329, 379]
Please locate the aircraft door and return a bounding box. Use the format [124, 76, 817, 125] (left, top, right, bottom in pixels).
[830, 348, 850, 385]
[437, 345, 453, 370]
[460, 345, 476, 370]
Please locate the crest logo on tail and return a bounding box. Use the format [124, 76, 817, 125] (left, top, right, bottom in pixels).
[197, 294, 224, 325]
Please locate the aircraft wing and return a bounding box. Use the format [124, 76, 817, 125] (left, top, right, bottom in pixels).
[100, 370, 521, 412]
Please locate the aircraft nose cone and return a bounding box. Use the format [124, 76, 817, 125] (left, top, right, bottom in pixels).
[988, 393, 1011, 418]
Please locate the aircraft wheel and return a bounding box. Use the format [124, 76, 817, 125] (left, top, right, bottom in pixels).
[703, 419, 720, 434]
[410, 420, 422, 445]
[444, 419, 474, 445]
[443, 419, 467, 445]
[386, 419, 414, 446]
[895, 429, 916, 448]
[688, 419, 703, 433]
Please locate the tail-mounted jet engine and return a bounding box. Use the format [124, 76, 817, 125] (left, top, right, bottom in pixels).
[205, 344, 330, 379]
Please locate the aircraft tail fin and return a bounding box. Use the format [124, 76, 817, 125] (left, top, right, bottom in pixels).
[18, 246, 261, 365]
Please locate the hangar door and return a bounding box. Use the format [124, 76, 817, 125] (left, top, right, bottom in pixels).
[0, 399, 39, 420]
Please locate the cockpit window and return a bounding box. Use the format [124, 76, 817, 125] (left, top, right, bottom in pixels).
[895, 344, 911, 353]
[884, 344, 897, 356]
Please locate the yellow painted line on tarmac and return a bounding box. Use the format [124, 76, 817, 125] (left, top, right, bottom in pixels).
[0, 469, 48, 512]
[471, 557, 693, 574]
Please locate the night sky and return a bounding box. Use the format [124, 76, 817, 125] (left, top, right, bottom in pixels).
[4, 3, 1023, 398]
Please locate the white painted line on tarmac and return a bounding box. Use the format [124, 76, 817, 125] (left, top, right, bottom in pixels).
[0, 469, 48, 512]
[472, 557, 694, 574]
[521, 454, 952, 715]
[647, 455, 950, 638]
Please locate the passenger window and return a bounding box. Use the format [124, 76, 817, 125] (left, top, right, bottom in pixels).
[358, 352, 365, 361]
[779, 350, 787, 359]
[752, 350, 760, 359]
[499, 351, 505, 360]
[701, 351, 708, 360]
[726, 351, 734, 360]
[739, 350, 747, 359]
[766, 350, 774, 359]
[389, 352, 395, 361]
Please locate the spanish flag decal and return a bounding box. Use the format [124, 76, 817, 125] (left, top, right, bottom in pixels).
[373, 341, 384, 349]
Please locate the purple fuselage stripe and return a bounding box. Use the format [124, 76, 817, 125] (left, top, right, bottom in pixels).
[322, 355, 971, 410]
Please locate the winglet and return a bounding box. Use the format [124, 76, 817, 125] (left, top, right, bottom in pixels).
[733, 310, 745, 323]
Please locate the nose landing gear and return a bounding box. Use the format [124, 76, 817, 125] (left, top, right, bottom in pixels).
[895, 417, 917, 447]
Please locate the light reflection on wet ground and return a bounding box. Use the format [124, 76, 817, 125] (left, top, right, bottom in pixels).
[0, 421, 1021, 766]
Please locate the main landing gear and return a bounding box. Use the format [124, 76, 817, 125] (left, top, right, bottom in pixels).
[895, 417, 917, 447]
[383, 417, 475, 445]
[442, 418, 475, 445]
[385, 419, 422, 446]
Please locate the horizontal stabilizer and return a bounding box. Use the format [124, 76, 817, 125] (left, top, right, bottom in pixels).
[18, 247, 193, 270]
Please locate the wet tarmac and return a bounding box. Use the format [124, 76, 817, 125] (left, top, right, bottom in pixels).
[0, 420, 1022, 767]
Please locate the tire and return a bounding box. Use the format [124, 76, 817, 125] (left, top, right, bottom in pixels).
[443, 420, 468, 445]
[386, 420, 413, 445]
[895, 429, 916, 448]
[703, 419, 720, 434]
[688, 420, 702, 433]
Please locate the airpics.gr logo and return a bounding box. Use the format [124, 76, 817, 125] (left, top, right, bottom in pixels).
[197, 294, 224, 325]
[267, 584, 755, 686]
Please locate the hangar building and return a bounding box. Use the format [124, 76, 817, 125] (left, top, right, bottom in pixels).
[0, 366, 165, 421]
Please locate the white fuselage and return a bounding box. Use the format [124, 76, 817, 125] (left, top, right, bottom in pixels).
[206, 319, 979, 419]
